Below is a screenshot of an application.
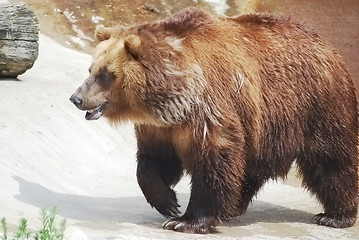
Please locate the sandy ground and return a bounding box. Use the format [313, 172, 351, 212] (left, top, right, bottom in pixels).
[1, 0, 359, 238]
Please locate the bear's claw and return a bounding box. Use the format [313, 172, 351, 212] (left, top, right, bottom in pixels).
[155, 201, 181, 218]
[163, 216, 219, 234]
[151, 188, 181, 218]
[313, 213, 356, 228]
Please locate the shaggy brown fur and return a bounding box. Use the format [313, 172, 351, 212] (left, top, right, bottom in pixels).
[70, 8, 359, 234]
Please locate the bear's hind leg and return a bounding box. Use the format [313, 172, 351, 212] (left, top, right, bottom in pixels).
[297, 151, 358, 228]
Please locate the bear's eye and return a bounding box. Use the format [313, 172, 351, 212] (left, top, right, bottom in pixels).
[96, 67, 116, 89]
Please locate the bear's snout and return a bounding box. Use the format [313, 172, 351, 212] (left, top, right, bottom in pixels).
[69, 94, 83, 110]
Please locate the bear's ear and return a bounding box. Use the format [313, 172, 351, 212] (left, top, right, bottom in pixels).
[95, 25, 111, 42]
[124, 35, 142, 60]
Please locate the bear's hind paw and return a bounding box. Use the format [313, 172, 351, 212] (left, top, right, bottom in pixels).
[313, 213, 356, 228]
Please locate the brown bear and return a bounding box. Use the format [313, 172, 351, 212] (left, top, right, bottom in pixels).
[70, 8, 359, 234]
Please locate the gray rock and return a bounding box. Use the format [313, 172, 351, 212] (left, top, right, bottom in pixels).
[0, 3, 39, 78]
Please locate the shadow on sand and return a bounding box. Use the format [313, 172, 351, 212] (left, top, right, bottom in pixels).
[0, 77, 22, 81]
[13, 176, 315, 227]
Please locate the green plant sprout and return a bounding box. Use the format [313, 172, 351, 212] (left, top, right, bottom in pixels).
[1, 207, 66, 240]
[14, 218, 31, 240]
[1, 218, 8, 240]
[35, 207, 66, 240]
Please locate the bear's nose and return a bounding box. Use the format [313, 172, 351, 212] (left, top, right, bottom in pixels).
[69, 94, 83, 109]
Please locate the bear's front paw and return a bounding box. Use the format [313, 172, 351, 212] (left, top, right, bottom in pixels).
[313, 213, 356, 228]
[162, 215, 220, 234]
[151, 188, 181, 218]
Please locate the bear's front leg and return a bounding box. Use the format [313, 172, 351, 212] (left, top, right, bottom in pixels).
[137, 153, 181, 217]
[164, 124, 246, 234]
[162, 173, 241, 234]
[136, 125, 183, 218]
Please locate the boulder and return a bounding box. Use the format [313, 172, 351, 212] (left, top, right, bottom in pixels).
[0, 3, 39, 78]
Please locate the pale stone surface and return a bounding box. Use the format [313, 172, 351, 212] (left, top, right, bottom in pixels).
[0, 3, 39, 77]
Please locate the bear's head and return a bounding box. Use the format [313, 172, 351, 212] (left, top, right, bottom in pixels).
[70, 10, 222, 126]
[69, 25, 151, 123]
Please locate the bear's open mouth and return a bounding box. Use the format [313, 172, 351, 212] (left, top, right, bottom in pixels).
[85, 102, 108, 120]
